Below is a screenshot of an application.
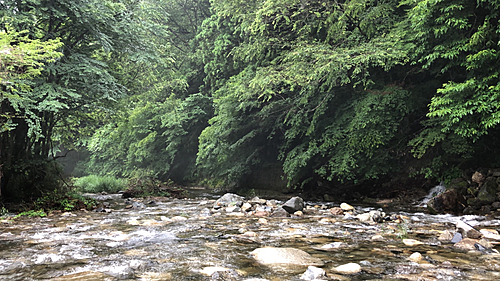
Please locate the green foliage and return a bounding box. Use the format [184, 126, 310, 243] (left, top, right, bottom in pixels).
[15, 210, 47, 218]
[196, 0, 420, 187]
[33, 188, 97, 211]
[405, 0, 500, 146]
[0, 207, 8, 217]
[73, 175, 127, 194]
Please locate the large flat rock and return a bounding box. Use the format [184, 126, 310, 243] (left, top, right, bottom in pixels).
[250, 247, 324, 267]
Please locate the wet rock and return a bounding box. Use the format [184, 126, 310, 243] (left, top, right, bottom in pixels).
[233, 233, 262, 244]
[294, 211, 304, 216]
[266, 199, 279, 207]
[472, 171, 485, 184]
[340, 203, 354, 211]
[51, 271, 115, 281]
[200, 267, 232, 276]
[132, 201, 146, 209]
[300, 265, 326, 280]
[254, 211, 270, 217]
[100, 265, 135, 279]
[251, 247, 324, 267]
[248, 197, 267, 205]
[408, 252, 423, 262]
[282, 197, 305, 214]
[241, 203, 252, 212]
[492, 202, 500, 209]
[356, 213, 371, 222]
[474, 243, 495, 254]
[317, 242, 348, 251]
[371, 234, 385, 241]
[438, 230, 454, 241]
[171, 216, 188, 222]
[370, 211, 384, 223]
[451, 232, 463, 244]
[211, 269, 241, 281]
[200, 208, 212, 217]
[427, 188, 464, 214]
[477, 177, 498, 205]
[270, 207, 289, 218]
[456, 220, 482, 239]
[333, 263, 361, 274]
[454, 238, 479, 251]
[402, 239, 424, 246]
[480, 229, 500, 241]
[214, 193, 244, 209]
[225, 206, 241, 213]
[330, 207, 344, 216]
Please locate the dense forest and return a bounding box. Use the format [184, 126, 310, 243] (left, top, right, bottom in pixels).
[1, 0, 500, 202]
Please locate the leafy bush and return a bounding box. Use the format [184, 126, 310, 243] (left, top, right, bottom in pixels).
[73, 175, 127, 193]
[15, 210, 47, 218]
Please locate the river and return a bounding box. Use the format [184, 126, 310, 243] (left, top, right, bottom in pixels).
[0, 189, 499, 280]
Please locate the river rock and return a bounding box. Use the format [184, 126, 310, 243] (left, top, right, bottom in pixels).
[356, 213, 372, 222]
[480, 229, 500, 241]
[200, 267, 232, 276]
[330, 207, 344, 216]
[51, 271, 115, 281]
[340, 203, 354, 211]
[454, 238, 479, 251]
[472, 171, 485, 184]
[438, 230, 454, 241]
[427, 188, 464, 214]
[492, 202, 500, 209]
[402, 239, 424, 246]
[477, 177, 498, 205]
[282, 197, 305, 214]
[456, 220, 482, 239]
[250, 247, 324, 267]
[210, 269, 241, 281]
[214, 193, 244, 209]
[270, 207, 289, 218]
[333, 263, 361, 274]
[408, 252, 423, 262]
[226, 206, 241, 213]
[100, 265, 135, 279]
[241, 203, 252, 212]
[132, 201, 146, 209]
[300, 265, 326, 280]
[248, 197, 267, 205]
[451, 232, 463, 244]
[318, 242, 348, 251]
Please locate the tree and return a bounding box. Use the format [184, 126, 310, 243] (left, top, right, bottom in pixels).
[195, 0, 429, 188]
[0, 0, 158, 200]
[407, 0, 500, 175]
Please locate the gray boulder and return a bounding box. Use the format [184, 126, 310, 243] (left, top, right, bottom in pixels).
[214, 193, 244, 209]
[282, 197, 305, 214]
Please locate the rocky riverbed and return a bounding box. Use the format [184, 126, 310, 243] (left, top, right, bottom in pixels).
[1, 189, 500, 280]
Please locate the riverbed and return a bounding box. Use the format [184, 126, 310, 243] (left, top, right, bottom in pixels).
[1, 190, 499, 280]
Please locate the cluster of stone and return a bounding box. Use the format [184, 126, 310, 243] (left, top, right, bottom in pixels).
[427, 169, 500, 214]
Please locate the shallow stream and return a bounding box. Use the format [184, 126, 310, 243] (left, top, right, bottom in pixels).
[1, 189, 500, 280]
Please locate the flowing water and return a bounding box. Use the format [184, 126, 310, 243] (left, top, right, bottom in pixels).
[1, 189, 500, 280]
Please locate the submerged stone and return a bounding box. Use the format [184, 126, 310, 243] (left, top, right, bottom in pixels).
[300, 265, 326, 280]
[251, 247, 324, 267]
[333, 263, 361, 274]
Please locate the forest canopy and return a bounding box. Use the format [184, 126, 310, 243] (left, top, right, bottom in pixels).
[1, 0, 499, 199]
